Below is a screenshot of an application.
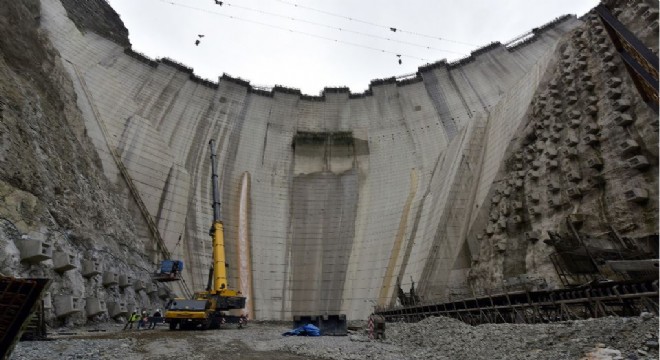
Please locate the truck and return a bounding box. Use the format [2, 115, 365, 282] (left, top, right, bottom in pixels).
[164, 140, 246, 330]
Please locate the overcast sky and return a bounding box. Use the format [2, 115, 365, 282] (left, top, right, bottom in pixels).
[106, 0, 599, 95]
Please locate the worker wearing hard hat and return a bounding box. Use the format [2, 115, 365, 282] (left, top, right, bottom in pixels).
[149, 309, 162, 329]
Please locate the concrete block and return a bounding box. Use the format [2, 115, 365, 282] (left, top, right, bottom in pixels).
[552, 122, 564, 132]
[81, 260, 102, 278]
[512, 200, 523, 210]
[567, 187, 583, 198]
[53, 295, 82, 318]
[568, 119, 581, 129]
[565, 87, 577, 97]
[584, 122, 600, 134]
[624, 188, 648, 204]
[514, 179, 524, 189]
[528, 170, 540, 180]
[606, 88, 622, 100]
[511, 215, 523, 224]
[610, 112, 633, 127]
[499, 202, 510, 216]
[102, 271, 119, 287]
[603, 61, 617, 73]
[85, 297, 107, 317]
[568, 213, 585, 227]
[627, 155, 650, 170]
[613, 99, 631, 112]
[565, 132, 579, 146]
[17, 239, 52, 264]
[133, 279, 146, 291]
[619, 139, 640, 156]
[107, 301, 128, 318]
[582, 81, 595, 92]
[548, 196, 563, 209]
[489, 210, 499, 221]
[586, 157, 603, 170]
[546, 147, 558, 159]
[527, 193, 540, 203]
[583, 134, 599, 146]
[525, 231, 540, 242]
[52, 251, 76, 273]
[606, 77, 622, 88]
[146, 283, 157, 294]
[586, 173, 606, 188]
[643, 8, 659, 21]
[118, 274, 133, 289]
[547, 181, 560, 193]
[562, 146, 578, 158]
[550, 132, 561, 143]
[585, 105, 598, 115]
[566, 171, 582, 183]
[531, 160, 541, 170]
[602, 51, 614, 61]
[635, 3, 650, 16]
[528, 206, 541, 216]
[575, 60, 588, 69]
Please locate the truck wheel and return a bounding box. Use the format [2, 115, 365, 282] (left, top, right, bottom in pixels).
[169, 321, 178, 330]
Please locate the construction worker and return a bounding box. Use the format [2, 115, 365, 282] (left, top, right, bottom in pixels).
[149, 309, 162, 329]
[123, 312, 140, 330]
[137, 311, 148, 330]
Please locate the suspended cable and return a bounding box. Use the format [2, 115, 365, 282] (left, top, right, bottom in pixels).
[220, 1, 465, 55]
[156, 0, 435, 61]
[272, 0, 477, 47]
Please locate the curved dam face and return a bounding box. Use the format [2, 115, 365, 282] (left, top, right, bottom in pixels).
[36, 0, 658, 321]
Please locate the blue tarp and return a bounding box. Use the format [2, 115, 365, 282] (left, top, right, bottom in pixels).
[160, 260, 184, 273]
[282, 323, 321, 336]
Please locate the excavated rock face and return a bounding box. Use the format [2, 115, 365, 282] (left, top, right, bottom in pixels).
[467, 1, 658, 293]
[59, 0, 130, 47]
[0, 0, 657, 326]
[0, 0, 158, 326]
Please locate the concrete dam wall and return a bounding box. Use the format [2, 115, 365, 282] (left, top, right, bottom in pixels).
[29, 0, 658, 322]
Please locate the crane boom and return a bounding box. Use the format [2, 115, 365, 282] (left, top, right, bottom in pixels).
[209, 139, 228, 292]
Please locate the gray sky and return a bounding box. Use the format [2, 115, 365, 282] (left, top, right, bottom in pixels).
[106, 0, 599, 95]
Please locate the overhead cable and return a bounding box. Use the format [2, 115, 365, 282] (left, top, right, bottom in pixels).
[273, 0, 477, 47]
[157, 0, 436, 61]
[220, 1, 465, 55]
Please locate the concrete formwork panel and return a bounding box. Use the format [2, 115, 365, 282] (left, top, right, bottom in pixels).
[81, 260, 102, 278]
[17, 240, 52, 264]
[107, 301, 128, 318]
[85, 297, 107, 317]
[52, 251, 76, 272]
[102, 271, 119, 287]
[53, 295, 82, 318]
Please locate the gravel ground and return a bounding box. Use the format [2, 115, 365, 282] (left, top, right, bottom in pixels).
[9, 314, 658, 360]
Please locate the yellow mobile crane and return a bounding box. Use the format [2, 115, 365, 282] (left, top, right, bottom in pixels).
[164, 140, 246, 330]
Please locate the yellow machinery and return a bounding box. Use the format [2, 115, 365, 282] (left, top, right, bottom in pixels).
[164, 140, 246, 330]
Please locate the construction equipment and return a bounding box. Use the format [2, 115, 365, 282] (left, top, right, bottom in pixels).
[164, 140, 246, 330]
